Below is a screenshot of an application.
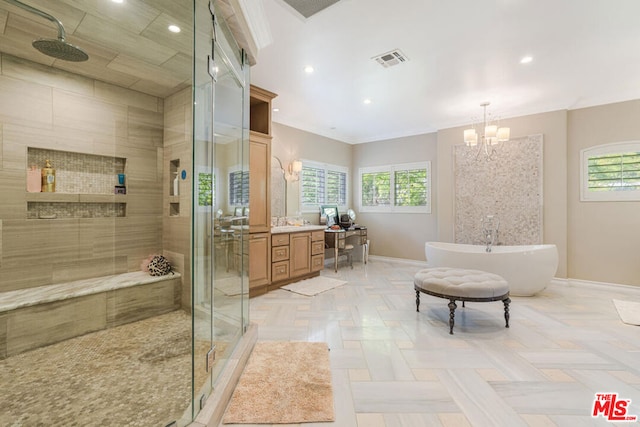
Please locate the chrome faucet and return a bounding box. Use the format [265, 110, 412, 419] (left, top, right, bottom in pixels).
[481, 215, 499, 252]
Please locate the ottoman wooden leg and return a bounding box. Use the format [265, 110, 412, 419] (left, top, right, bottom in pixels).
[503, 297, 511, 328]
[416, 290, 421, 312]
[448, 299, 457, 334]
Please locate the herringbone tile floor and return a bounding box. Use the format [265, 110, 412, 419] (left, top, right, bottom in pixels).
[242, 259, 640, 427]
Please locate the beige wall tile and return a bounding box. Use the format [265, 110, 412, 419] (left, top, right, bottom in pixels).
[0, 170, 25, 220]
[2, 54, 94, 96]
[52, 89, 127, 137]
[0, 52, 185, 312]
[94, 80, 160, 112]
[0, 75, 52, 129]
[0, 312, 6, 359]
[0, 9, 7, 35]
[106, 279, 180, 327]
[75, 14, 177, 66]
[6, 294, 107, 357]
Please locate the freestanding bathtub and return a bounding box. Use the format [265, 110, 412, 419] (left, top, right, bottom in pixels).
[424, 242, 559, 296]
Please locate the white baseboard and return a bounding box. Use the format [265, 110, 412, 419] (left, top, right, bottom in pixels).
[560, 277, 640, 292]
[367, 255, 428, 267]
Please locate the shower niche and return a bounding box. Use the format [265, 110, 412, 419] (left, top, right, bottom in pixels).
[26, 148, 127, 219]
[169, 158, 180, 217]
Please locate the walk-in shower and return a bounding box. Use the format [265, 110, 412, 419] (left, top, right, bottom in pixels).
[0, 0, 248, 425]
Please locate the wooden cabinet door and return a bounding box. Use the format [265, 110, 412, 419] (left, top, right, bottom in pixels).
[249, 233, 270, 288]
[290, 232, 311, 278]
[248, 132, 271, 233]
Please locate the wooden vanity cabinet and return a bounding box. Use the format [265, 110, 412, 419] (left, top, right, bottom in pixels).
[311, 230, 325, 272]
[248, 233, 269, 291]
[290, 232, 311, 277]
[268, 230, 324, 290]
[271, 233, 290, 283]
[248, 132, 271, 233]
[248, 85, 276, 295]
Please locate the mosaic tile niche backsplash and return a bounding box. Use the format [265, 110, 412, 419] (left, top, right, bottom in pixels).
[28, 148, 126, 194]
[27, 148, 127, 219]
[454, 134, 543, 246]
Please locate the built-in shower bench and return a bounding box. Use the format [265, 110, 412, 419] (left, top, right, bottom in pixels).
[0, 271, 181, 359]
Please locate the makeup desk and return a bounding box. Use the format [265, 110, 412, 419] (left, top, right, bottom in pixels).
[324, 227, 369, 272]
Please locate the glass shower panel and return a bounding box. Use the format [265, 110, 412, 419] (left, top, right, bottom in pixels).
[210, 39, 247, 385]
[191, 0, 248, 421]
[192, 0, 215, 418]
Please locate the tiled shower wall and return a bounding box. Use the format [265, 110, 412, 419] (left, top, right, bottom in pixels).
[454, 134, 543, 245]
[0, 54, 165, 293]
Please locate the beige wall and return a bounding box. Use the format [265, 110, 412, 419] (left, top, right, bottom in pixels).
[567, 100, 640, 286]
[437, 110, 569, 278]
[353, 133, 438, 260]
[274, 100, 640, 286]
[0, 54, 165, 293]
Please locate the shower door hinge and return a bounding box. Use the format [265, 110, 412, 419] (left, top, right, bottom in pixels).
[200, 393, 207, 410]
[208, 55, 217, 82]
[206, 345, 216, 372]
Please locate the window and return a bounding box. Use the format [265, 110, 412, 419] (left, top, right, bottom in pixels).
[581, 142, 640, 201]
[300, 161, 348, 212]
[198, 171, 214, 207]
[359, 162, 431, 213]
[229, 169, 249, 206]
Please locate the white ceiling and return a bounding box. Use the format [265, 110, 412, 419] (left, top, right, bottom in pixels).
[250, 0, 640, 144]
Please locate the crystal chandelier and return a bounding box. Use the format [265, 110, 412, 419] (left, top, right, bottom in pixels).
[463, 102, 510, 161]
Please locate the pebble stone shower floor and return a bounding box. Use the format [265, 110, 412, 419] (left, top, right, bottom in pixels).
[0, 310, 212, 426]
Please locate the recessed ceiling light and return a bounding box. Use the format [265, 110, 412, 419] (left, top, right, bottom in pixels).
[272, 108, 279, 112]
[168, 25, 181, 33]
[112, 0, 124, 3]
[520, 56, 533, 64]
[304, 65, 314, 73]
[363, 99, 372, 105]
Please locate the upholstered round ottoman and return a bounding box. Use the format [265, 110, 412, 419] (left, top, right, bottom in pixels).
[414, 267, 511, 334]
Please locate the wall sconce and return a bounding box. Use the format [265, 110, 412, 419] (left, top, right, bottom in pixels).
[285, 160, 302, 182]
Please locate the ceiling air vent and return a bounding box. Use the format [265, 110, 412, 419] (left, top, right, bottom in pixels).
[281, 0, 341, 19]
[372, 49, 409, 68]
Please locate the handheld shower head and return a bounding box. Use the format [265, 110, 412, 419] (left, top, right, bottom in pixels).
[4, 0, 89, 62]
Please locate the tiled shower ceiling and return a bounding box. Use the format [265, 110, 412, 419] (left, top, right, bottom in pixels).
[281, 0, 340, 18]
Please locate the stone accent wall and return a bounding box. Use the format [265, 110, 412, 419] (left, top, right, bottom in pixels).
[454, 134, 543, 245]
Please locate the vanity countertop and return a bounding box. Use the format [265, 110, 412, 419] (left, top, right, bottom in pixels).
[271, 225, 327, 234]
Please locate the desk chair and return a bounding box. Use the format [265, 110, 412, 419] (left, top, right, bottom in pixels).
[338, 243, 354, 269]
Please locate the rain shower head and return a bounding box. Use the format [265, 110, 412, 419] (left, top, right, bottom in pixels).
[4, 0, 89, 62]
[32, 38, 88, 62]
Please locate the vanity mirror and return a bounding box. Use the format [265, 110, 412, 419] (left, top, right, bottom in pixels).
[320, 205, 339, 226]
[271, 156, 286, 217]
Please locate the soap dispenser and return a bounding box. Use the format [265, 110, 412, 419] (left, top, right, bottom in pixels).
[41, 159, 56, 192]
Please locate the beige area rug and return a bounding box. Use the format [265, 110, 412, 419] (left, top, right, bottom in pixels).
[281, 276, 347, 296]
[613, 299, 640, 325]
[223, 341, 335, 424]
